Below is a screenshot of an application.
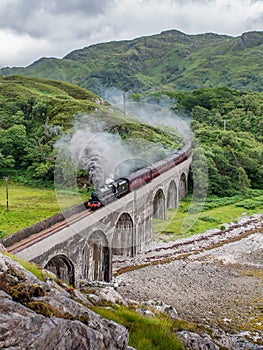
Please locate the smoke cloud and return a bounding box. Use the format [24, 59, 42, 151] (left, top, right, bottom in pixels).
[55, 101, 190, 190]
[125, 101, 192, 143]
[105, 90, 192, 142]
[69, 123, 127, 189]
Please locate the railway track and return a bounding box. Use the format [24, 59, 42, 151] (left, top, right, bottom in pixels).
[6, 209, 93, 254]
[113, 214, 263, 276]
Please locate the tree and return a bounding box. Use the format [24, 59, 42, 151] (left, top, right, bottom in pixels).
[0, 152, 15, 176]
[0, 125, 31, 166]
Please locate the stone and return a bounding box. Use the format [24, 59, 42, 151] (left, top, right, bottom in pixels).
[142, 299, 178, 319]
[94, 286, 128, 306]
[0, 253, 129, 349]
[176, 330, 220, 350]
[0, 255, 8, 274]
[136, 308, 155, 317]
[0, 243, 7, 252]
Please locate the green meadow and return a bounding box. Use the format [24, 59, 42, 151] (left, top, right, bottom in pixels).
[0, 180, 90, 237]
[153, 190, 263, 241]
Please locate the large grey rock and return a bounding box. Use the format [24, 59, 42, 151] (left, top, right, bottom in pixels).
[210, 326, 263, 350]
[0, 253, 129, 350]
[87, 286, 128, 307]
[176, 330, 220, 350]
[0, 296, 106, 350]
[142, 299, 178, 319]
[176, 329, 263, 350]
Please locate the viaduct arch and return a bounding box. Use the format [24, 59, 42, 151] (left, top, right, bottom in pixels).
[179, 172, 188, 198]
[112, 213, 134, 257]
[153, 189, 166, 220]
[83, 230, 110, 282]
[44, 254, 75, 286]
[167, 180, 177, 209]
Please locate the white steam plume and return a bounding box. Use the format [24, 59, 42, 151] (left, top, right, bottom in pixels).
[69, 125, 128, 189]
[56, 100, 191, 190]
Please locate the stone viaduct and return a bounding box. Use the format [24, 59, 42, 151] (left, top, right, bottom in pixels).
[9, 156, 192, 287]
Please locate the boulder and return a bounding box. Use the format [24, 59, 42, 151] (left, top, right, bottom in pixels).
[142, 299, 178, 319]
[90, 286, 128, 307]
[136, 308, 155, 317]
[176, 330, 220, 350]
[0, 253, 129, 349]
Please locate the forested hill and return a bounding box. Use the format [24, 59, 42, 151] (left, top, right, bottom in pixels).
[142, 87, 263, 196]
[2, 30, 263, 95]
[0, 75, 182, 187]
[0, 75, 103, 185]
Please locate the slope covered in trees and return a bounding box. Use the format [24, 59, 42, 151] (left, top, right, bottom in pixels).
[136, 87, 263, 196]
[0, 72, 262, 198]
[0, 75, 102, 185]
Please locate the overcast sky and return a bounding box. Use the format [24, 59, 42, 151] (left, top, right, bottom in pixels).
[1, 0, 263, 68]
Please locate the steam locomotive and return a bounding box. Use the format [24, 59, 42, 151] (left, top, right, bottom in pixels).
[85, 141, 192, 210]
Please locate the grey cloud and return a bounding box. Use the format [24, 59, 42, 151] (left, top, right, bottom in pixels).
[0, 0, 38, 24]
[49, 0, 113, 14]
[167, 0, 212, 3]
[141, 0, 211, 3]
[246, 13, 263, 28]
[0, 0, 112, 35]
[0, 0, 263, 68]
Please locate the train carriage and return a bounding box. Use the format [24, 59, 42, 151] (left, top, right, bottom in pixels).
[86, 141, 192, 209]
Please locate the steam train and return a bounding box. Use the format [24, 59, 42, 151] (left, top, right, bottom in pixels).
[85, 141, 192, 210]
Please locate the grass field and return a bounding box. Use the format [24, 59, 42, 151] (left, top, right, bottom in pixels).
[0, 180, 90, 237]
[153, 189, 263, 241]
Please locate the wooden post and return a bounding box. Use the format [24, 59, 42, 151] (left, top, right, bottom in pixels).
[5, 176, 9, 211]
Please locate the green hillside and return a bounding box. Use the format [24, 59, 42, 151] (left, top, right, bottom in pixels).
[2, 30, 263, 94]
[0, 75, 182, 187]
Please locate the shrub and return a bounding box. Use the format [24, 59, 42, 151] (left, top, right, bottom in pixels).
[200, 216, 220, 223]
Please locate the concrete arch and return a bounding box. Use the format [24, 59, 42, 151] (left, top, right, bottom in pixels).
[44, 254, 75, 287]
[112, 213, 134, 257]
[83, 230, 111, 282]
[153, 188, 166, 220]
[167, 180, 178, 209]
[179, 172, 187, 199]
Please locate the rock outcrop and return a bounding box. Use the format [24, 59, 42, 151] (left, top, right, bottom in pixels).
[176, 330, 219, 350]
[142, 299, 178, 319]
[0, 253, 129, 349]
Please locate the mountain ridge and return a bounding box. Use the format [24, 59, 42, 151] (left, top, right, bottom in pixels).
[1, 29, 263, 95]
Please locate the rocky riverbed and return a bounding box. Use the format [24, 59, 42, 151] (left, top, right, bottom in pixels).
[115, 216, 263, 349]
